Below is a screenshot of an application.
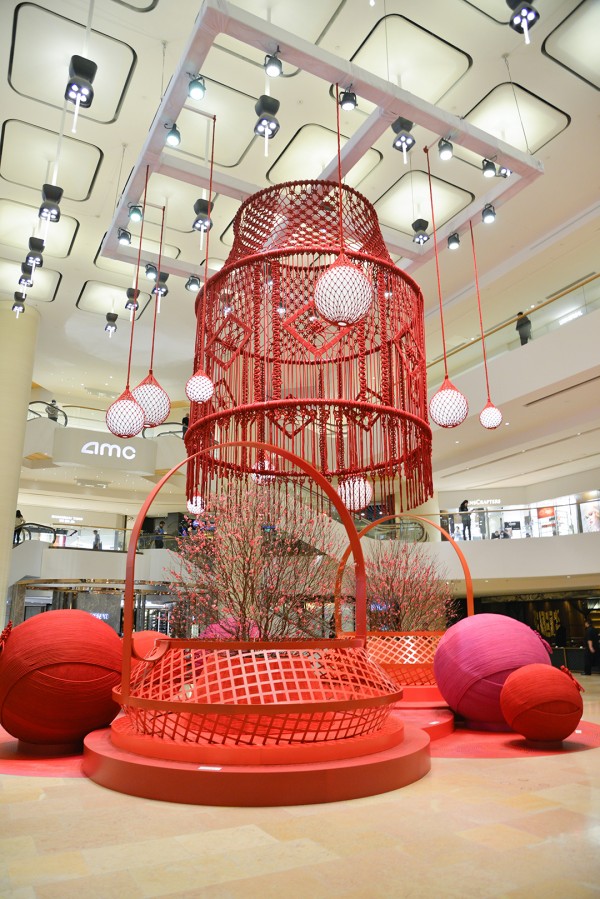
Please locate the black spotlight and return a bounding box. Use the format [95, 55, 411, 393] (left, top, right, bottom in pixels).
[145, 263, 158, 281]
[38, 183, 63, 222]
[125, 288, 140, 312]
[447, 232, 460, 250]
[128, 205, 143, 223]
[339, 89, 357, 111]
[391, 117, 415, 159]
[192, 199, 213, 232]
[118, 228, 132, 246]
[264, 50, 282, 78]
[26, 237, 45, 268]
[482, 203, 496, 224]
[186, 275, 201, 292]
[19, 263, 34, 288]
[482, 158, 497, 178]
[13, 291, 26, 316]
[254, 95, 280, 139]
[165, 123, 181, 147]
[105, 312, 118, 336]
[153, 273, 169, 297]
[506, 1, 540, 42]
[411, 219, 429, 246]
[64, 55, 97, 108]
[498, 164, 512, 178]
[188, 74, 206, 100]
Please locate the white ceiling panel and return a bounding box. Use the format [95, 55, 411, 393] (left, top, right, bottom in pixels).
[76, 279, 152, 318]
[0, 120, 101, 200]
[351, 15, 471, 103]
[542, 2, 600, 90]
[9, 3, 135, 123]
[0, 200, 78, 257]
[375, 171, 473, 237]
[267, 124, 382, 188]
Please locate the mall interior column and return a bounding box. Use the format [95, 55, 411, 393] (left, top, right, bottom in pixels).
[0, 304, 40, 630]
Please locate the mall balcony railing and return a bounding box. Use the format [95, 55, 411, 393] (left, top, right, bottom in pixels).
[27, 401, 68, 426]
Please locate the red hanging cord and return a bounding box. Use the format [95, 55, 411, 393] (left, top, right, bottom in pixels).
[198, 115, 217, 370]
[335, 83, 344, 253]
[148, 204, 165, 373]
[424, 146, 449, 380]
[124, 164, 149, 389]
[469, 220, 492, 402]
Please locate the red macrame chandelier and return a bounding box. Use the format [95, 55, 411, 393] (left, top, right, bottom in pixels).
[185, 176, 432, 510]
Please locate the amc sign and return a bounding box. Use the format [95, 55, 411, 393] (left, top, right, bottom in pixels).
[52, 428, 156, 475]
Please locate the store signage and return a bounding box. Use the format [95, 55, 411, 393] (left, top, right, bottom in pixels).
[81, 441, 136, 460]
[469, 498, 501, 505]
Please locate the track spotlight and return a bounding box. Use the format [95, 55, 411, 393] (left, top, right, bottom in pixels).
[105, 312, 118, 336]
[153, 273, 169, 297]
[482, 203, 496, 224]
[118, 228, 132, 246]
[185, 275, 201, 292]
[165, 123, 181, 147]
[38, 183, 63, 222]
[506, 1, 540, 44]
[188, 74, 206, 100]
[19, 263, 34, 288]
[125, 287, 140, 312]
[391, 117, 415, 163]
[128, 205, 143, 223]
[192, 198, 213, 232]
[26, 237, 44, 268]
[12, 292, 26, 317]
[264, 49, 282, 78]
[412, 218, 429, 246]
[438, 138, 453, 161]
[64, 55, 97, 109]
[145, 263, 158, 281]
[254, 95, 280, 140]
[339, 89, 358, 111]
[482, 158, 496, 178]
[498, 164, 512, 178]
[448, 232, 460, 250]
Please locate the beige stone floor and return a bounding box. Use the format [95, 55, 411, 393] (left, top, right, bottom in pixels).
[1, 679, 599, 899]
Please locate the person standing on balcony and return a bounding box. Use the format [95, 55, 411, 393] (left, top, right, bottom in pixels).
[14, 510, 25, 545]
[92, 530, 102, 550]
[459, 500, 471, 540]
[46, 399, 59, 421]
[155, 521, 165, 549]
[516, 312, 532, 345]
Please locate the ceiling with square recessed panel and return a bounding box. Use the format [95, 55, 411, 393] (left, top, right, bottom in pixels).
[1, 0, 599, 507]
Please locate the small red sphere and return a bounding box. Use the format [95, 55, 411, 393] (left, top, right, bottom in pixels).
[0, 610, 122, 744]
[501, 664, 583, 741]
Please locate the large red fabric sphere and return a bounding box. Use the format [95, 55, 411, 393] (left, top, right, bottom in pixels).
[500, 664, 583, 741]
[433, 614, 551, 727]
[0, 610, 122, 744]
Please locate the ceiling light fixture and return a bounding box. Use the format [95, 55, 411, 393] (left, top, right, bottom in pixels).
[125, 287, 140, 312]
[185, 275, 201, 292]
[447, 232, 460, 250]
[118, 228, 132, 246]
[65, 55, 97, 132]
[412, 218, 429, 245]
[38, 183, 63, 222]
[19, 264, 34, 288]
[391, 117, 415, 164]
[482, 203, 496, 224]
[192, 198, 213, 232]
[153, 273, 169, 298]
[145, 263, 158, 281]
[506, 1, 540, 45]
[254, 95, 280, 157]
[105, 312, 118, 337]
[339, 89, 357, 111]
[264, 49, 282, 78]
[438, 138, 453, 161]
[12, 292, 26, 318]
[188, 74, 206, 100]
[482, 158, 496, 178]
[128, 205, 143, 223]
[498, 164, 512, 178]
[26, 237, 44, 268]
[165, 123, 181, 147]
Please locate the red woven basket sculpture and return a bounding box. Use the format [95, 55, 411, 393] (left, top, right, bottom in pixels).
[185, 180, 432, 508]
[366, 632, 445, 689]
[113, 637, 403, 762]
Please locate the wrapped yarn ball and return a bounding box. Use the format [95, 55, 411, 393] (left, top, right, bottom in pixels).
[433, 613, 551, 727]
[500, 664, 583, 741]
[0, 609, 122, 744]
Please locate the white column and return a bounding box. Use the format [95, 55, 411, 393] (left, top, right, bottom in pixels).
[0, 304, 39, 629]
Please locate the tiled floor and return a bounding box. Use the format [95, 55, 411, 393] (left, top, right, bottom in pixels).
[1, 678, 599, 898]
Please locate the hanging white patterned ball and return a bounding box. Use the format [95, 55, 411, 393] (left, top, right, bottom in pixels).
[187, 495, 205, 515]
[106, 391, 145, 438]
[186, 369, 215, 403]
[429, 377, 468, 428]
[479, 401, 502, 430]
[337, 476, 373, 511]
[314, 253, 373, 327]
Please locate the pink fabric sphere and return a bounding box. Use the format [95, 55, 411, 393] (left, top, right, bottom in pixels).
[0, 610, 122, 744]
[500, 664, 583, 741]
[433, 614, 551, 726]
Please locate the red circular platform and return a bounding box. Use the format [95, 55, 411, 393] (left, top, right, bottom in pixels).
[83, 723, 431, 806]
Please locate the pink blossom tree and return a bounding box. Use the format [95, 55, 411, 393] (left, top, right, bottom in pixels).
[168, 486, 344, 640]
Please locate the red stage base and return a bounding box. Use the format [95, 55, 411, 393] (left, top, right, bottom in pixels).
[83, 720, 431, 806]
[396, 708, 454, 740]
